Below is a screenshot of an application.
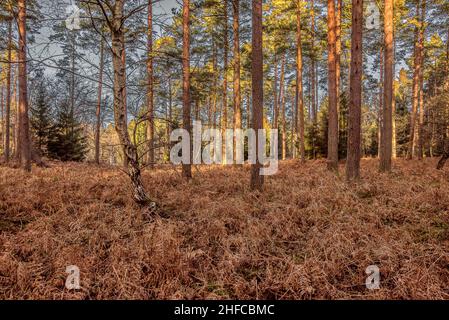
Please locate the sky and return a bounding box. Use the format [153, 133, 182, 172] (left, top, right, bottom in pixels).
[30, 0, 180, 76]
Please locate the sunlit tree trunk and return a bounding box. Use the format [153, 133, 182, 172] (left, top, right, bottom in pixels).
[4, 18, 12, 162]
[273, 54, 278, 129]
[0, 86, 3, 149]
[232, 0, 241, 164]
[12, 69, 17, 158]
[327, 0, 338, 171]
[279, 54, 286, 159]
[378, 47, 383, 158]
[417, 0, 426, 160]
[310, 0, 317, 158]
[346, 0, 363, 181]
[182, 0, 192, 178]
[380, 0, 394, 172]
[250, 0, 264, 191]
[17, 0, 31, 172]
[246, 90, 251, 130]
[408, 1, 421, 160]
[392, 29, 397, 159]
[336, 0, 342, 116]
[212, 41, 218, 130]
[166, 75, 173, 161]
[222, 0, 229, 164]
[147, 0, 155, 168]
[296, 0, 305, 162]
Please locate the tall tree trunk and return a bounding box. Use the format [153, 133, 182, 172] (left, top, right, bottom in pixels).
[279, 54, 286, 159]
[182, 0, 192, 178]
[273, 54, 278, 129]
[0, 86, 3, 150]
[310, 0, 317, 158]
[232, 0, 241, 164]
[166, 75, 173, 161]
[392, 27, 397, 159]
[95, 37, 104, 165]
[246, 90, 251, 129]
[380, 0, 394, 172]
[12, 69, 17, 158]
[111, 0, 151, 205]
[378, 47, 383, 158]
[417, 0, 426, 160]
[336, 0, 342, 115]
[327, 0, 338, 171]
[408, 1, 421, 160]
[281, 83, 286, 160]
[17, 0, 31, 172]
[4, 19, 12, 162]
[147, 0, 155, 168]
[121, 32, 128, 168]
[222, 0, 229, 164]
[250, 0, 264, 191]
[346, 0, 363, 181]
[212, 40, 218, 130]
[296, 0, 305, 162]
[70, 33, 76, 123]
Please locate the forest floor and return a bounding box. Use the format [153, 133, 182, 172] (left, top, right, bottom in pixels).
[0, 158, 449, 299]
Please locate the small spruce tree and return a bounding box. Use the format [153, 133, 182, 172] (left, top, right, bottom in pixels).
[47, 102, 87, 161]
[30, 85, 53, 155]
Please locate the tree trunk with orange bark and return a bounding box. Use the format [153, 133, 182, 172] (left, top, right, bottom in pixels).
[232, 0, 241, 164]
[250, 0, 264, 191]
[222, 0, 229, 164]
[17, 0, 31, 172]
[417, 0, 426, 160]
[380, 0, 394, 172]
[408, 0, 422, 160]
[327, 0, 338, 171]
[182, 0, 192, 179]
[346, 0, 363, 181]
[296, 0, 305, 162]
[4, 18, 12, 163]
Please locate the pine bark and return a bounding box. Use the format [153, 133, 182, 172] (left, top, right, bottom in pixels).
[417, 0, 426, 160]
[4, 19, 12, 162]
[279, 54, 286, 160]
[380, 0, 394, 172]
[346, 0, 363, 181]
[222, 0, 229, 164]
[296, 1, 305, 162]
[408, 0, 421, 159]
[232, 0, 241, 164]
[336, 0, 342, 115]
[250, 0, 264, 191]
[327, 0, 338, 171]
[182, 0, 192, 178]
[273, 54, 278, 129]
[18, 0, 31, 172]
